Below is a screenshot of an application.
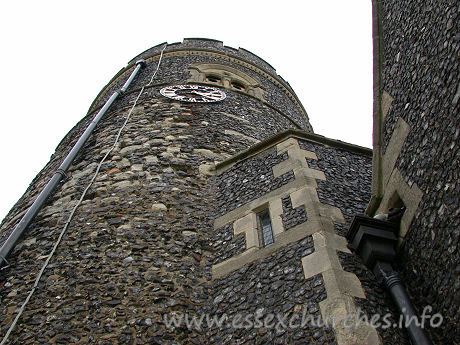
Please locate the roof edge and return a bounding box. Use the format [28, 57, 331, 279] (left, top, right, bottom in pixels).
[215, 129, 372, 174]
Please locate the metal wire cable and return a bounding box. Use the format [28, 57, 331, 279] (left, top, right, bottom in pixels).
[1, 43, 167, 345]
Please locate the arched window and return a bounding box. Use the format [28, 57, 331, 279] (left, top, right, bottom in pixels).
[206, 75, 221, 83]
[188, 63, 265, 99]
[231, 81, 245, 91]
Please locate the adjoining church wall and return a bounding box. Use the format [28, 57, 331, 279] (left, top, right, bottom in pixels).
[373, 1, 459, 343]
[210, 133, 403, 344]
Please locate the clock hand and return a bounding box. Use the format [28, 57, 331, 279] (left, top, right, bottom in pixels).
[192, 90, 211, 96]
[193, 90, 221, 100]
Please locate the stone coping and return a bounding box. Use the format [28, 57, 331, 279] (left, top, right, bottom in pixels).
[215, 129, 373, 174]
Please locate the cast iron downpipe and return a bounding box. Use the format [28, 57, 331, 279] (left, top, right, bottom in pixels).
[347, 215, 433, 345]
[0, 59, 146, 268]
[373, 261, 433, 345]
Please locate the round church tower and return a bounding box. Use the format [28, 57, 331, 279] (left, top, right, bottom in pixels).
[1, 39, 397, 344]
[0, 38, 311, 343]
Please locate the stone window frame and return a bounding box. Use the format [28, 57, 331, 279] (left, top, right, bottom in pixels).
[256, 207, 275, 247]
[188, 63, 266, 99]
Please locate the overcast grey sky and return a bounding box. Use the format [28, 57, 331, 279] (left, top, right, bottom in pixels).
[0, 1, 373, 222]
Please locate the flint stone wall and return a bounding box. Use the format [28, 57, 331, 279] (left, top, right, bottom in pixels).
[379, 2, 459, 342]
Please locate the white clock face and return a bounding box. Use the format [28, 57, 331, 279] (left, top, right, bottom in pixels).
[160, 84, 226, 103]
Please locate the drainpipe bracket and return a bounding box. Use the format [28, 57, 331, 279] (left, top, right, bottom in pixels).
[135, 59, 146, 68]
[55, 168, 67, 180]
[0, 254, 9, 270]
